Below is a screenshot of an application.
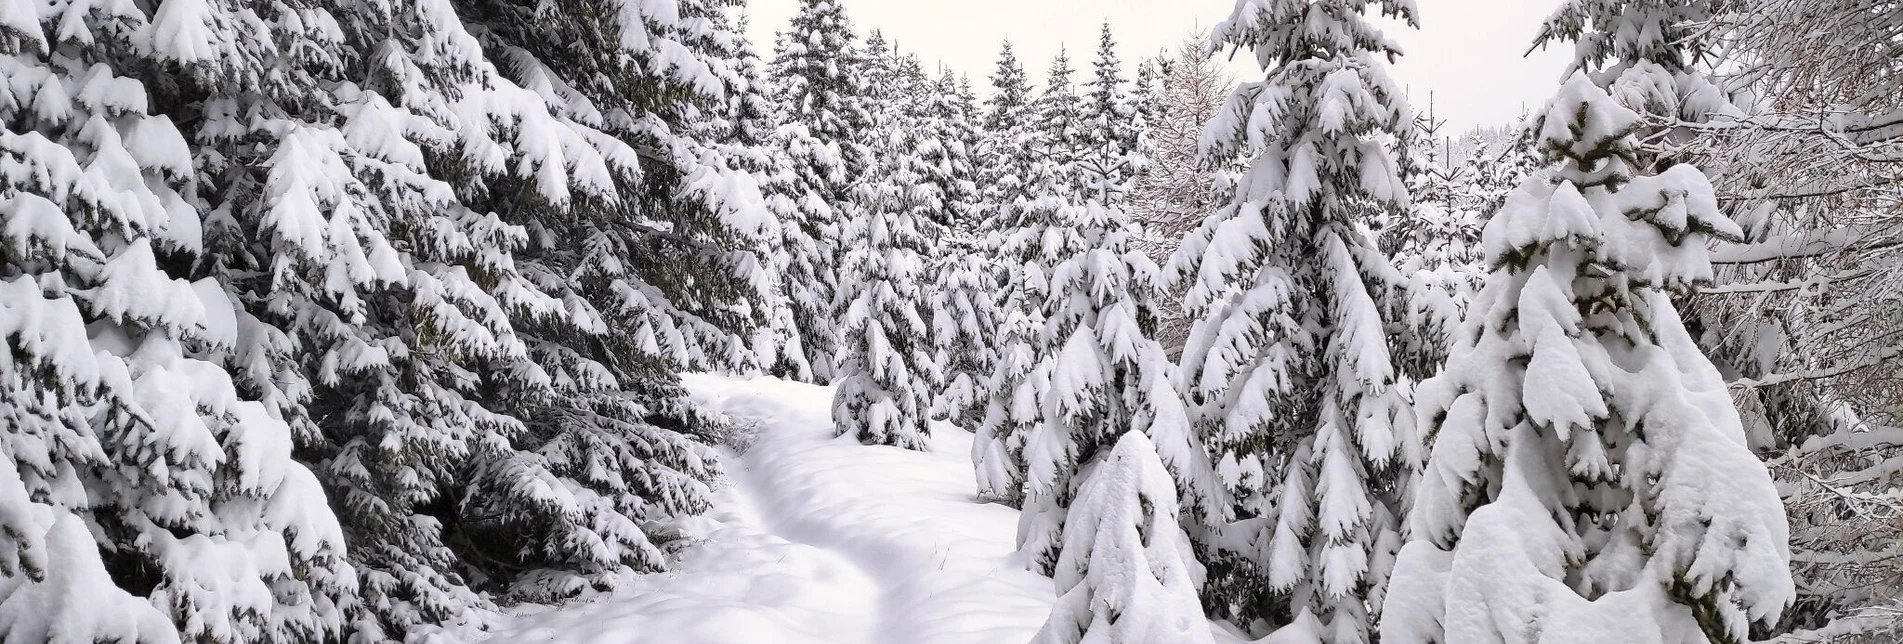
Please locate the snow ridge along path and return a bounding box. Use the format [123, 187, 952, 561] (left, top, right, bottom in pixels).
[482, 374, 1242, 644]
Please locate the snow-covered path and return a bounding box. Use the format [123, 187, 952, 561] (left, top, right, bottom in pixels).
[481, 375, 1242, 644]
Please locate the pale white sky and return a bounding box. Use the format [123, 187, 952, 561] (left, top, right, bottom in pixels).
[742, 0, 1574, 134]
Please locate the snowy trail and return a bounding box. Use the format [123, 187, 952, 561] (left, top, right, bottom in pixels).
[480, 375, 1243, 644]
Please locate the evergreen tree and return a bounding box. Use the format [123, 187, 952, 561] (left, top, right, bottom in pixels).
[976, 42, 1037, 226]
[930, 241, 1002, 427]
[1030, 432, 1216, 644]
[935, 70, 985, 235]
[904, 69, 975, 235]
[972, 40, 1046, 506]
[861, 30, 897, 114]
[1033, 49, 1084, 171]
[770, 0, 876, 383]
[91, 0, 612, 636]
[1075, 23, 1144, 200]
[1461, 120, 1544, 218]
[1389, 101, 1484, 382]
[0, 1, 394, 639]
[727, 9, 815, 381]
[978, 153, 1079, 508]
[981, 42, 1035, 135]
[1015, 179, 1215, 576]
[1381, 73, 1793, 644]
[832, 115, 940, 451]
[893, 52, 932, 118]
[1131, 59, 1161, 131]
[1016, 24, 1215, 576]
[1167, 1, 1423, 639]
[926, 68, 997, 428]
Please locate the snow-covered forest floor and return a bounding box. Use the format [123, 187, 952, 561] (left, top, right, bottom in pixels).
[472, 375, 1249, 643]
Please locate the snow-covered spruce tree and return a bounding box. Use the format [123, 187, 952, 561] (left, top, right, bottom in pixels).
[930, 238, 1002, 427]
[974, 283, 1050, 507]
[180, 0, 651, 630]
[861, 30, 897, 117]
[933, 70, 984, 236]
[724, 9, 813, 381]
[452, 0, 777, 601]
[976, 150, 1086, 508]
[1131, 59, 1160, 134]
[832, 118, 940, 451]
[1075, 23, 1145, 201]
[1017, 25, 1218, 576]
[975, 41, 1039, 239]
[1385, 100, 1474, 270]
[1167, 1, 1422, 638]
[1015, 185, 1218, 576]
[1380, 73, 1793, 644]
[87, 0, 599, 636]
[1031, 431, 1215, 644]
[892, 52, 932, 122]
[1387, 102, 1484, 382]
[1032, 48, 1085, 173]
[971, 40, 1047, 507]
[0, 3, 356, 641]
[925, 69, 997, 427]
[952, 73, 986, 230]
[1455, 127, 1541, 222]
[768, 0, 876, 383]
[981, 48, 1093, 510]
[903, 67, 976, 236]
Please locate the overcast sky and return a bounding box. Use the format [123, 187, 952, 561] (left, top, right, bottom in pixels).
[742, 0, 1575, 134]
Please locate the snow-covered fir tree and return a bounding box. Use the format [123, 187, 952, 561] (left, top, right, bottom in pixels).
[975, 41, 1038, 227]
[925, 68, 997, 427]
[832, 130, 940, 449]
[1166, 1, 1423, 638]
[935, 70, 985, 235]
[251, 4, 752, 633]
[1456, 126, 1542, 221]
[769, 0, 876, 383]
[1032, 48, 1085, 168]
[1030, 431, 1215, 644]
[189, 9, 551, 635]
[1014, 189, 1215, 575]
[904, 67, 977, 235]
[930, 239, 1003, 427]
[1016, 25, 1215, 576]
[1074, 23, 1145, 201]
[972, 40, 1048, 507]
[0, 2, 361, 640]
[951, 73, 987, 230]
[1388, 101, 1484, 380]
[861, 30, 897, 116]
[1131, 59, 1160, 133]
[101, 0, 643, 635]
[1381, 72, 1793, 644]
[725, 9, 815, 381]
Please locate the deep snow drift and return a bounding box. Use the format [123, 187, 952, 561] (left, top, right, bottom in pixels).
[478, 374, 1245, 643]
